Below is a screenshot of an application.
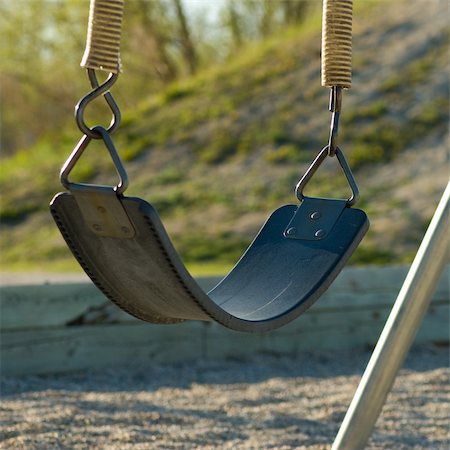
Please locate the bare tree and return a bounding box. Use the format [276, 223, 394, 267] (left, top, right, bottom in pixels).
[173, 0, 198, 75]
[282, 0, 309, 25]
[225, 0, 244, 50]
[259, 0, 276, 38]
[129, 0, 178, 83]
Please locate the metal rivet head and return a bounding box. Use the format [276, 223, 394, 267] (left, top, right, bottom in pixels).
[310, 211, 321, 220]
[315, 229, 326, 238]
[286, 227, 297, 236]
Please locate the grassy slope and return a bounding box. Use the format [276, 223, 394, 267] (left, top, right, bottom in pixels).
[0, 1, 448, 274]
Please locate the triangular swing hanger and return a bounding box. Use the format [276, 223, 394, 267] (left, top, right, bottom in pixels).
[295, 145, 359, 207]
[60, 125, 129, 195]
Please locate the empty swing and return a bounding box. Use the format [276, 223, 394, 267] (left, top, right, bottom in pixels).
[50, 0, 368, 333]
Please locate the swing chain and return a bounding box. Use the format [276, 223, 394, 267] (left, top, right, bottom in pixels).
[75, 69, 121, 139]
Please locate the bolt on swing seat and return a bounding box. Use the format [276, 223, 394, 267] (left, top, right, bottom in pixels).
[50, 0, 368, 333]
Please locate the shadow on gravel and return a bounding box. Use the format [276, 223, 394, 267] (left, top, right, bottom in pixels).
[1, 344, 448, 397]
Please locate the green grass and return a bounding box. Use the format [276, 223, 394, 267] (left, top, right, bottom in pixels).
[163, 82, 196, 103]
[381, 40, 448, 94]
[0, 258, 81, 273]
[176, 232, 250, 265]
[344, 95, 449, 170]
[187, 262, 234, 278]
[349, 245, 396, 265]
[0, 258, 233, 277]
[411, 98, 449, 131]
[346, 100, 388, 123]
[154, 167, 185, 185]
[197, 129, 239, 164]
[265, 144, 310, 165]
[112, 15, 323, 165]
[1, 3, 447, 271]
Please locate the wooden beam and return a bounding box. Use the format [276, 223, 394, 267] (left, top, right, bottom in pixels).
[1, 266, 448, 376]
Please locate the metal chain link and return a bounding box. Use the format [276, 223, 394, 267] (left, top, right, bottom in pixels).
[75, 69, 121, 138]
[61, 68, 127, 194]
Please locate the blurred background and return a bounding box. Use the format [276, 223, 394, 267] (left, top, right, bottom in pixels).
[0, 0, 448, 276]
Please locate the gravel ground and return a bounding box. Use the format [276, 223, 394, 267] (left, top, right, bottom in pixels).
[1, 345, 448, 449]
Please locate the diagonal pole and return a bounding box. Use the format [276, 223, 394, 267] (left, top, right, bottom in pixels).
[332, 181, 450, 450]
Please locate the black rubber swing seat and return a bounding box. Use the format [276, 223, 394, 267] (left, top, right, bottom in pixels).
[50, 187, 368, 333]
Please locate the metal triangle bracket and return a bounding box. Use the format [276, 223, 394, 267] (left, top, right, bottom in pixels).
[59, 126, 133, 238]
[60, 126, 128, 195]
[295, 146, 359, 207]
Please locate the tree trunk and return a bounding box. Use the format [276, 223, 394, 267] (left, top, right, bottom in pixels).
[173, 0, 198, 75]
[259, 0, 275, 38]
[226, 0, 244, 50]
[283, 0, 308, 25]
[136, 0, 177, 83]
